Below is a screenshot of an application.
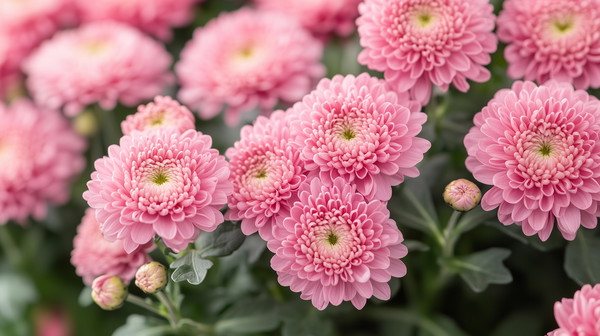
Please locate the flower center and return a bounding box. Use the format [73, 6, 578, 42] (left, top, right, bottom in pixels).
[341, 128, 356, 140]
[255, 169, 267, 179]
[149, 113, 165, 126]
[151, 171, 169, 185]
[326, 232, 339, 246]
[81, 41, 107, 55]
[538, 142, 553, 157]
[415, 11, 435, 28]
[551, 19, 575, 35]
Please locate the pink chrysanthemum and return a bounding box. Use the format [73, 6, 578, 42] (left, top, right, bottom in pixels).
[498, 0, 600, 89]
[548, 284, 600, 336]
[254, 0, 362, 37]
[24, 21, 172, 116]
[269, 177, 408, 310]
[71, 209, 152, 285]
[465, 81, 600, 241]
[0, 100, 86, 225]
[225, 110, 306, 240]
[293, 73, 430, 201]
[121, 96, 196, 135]
[74, 0, 200, 40]
[357, 0, 497, 105]
[176, 8, 324, 125]
[83, 129, 232, 253]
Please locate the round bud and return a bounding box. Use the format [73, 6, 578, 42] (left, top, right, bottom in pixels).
[91, 275, 128, 310]
[443, 179, 481, 212]
[135, 261, 168, 294]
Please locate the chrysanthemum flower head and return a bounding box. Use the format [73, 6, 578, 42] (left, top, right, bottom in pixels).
[293, 73, 430, 201]
[548, 284, 600, 336]
[357, 0, 497, 105]
[255, 0, 362, 37]
[121, 96, 196, 135]
[71, 209, 152, 285]
[225, 110, 306, 240]
[83, 129, 232, 253]
[269, 177, 408, 310]
[0, 100, 86, 225]
[176, 8, 325, 125]
[498, 0, 600, 89]
[24, 21, 173, 116]
[465, 81, 600, 241]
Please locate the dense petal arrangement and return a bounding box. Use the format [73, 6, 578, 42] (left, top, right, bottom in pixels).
[73, 0, 200, 40]
[24, 21, 172, 116]
[465, 81, 600, 241]
[498, 0, 600, 89]
[121, 96, 196, 135]
[293, 73, 430, 201]
[176, 8, 325, 125]
[548, 284, 600, 336]
[0, 100, 86, 225]
[71, 209, 152, 285]
[225, 110, 306, 240]
[254, 0, 362, 37]
[269, 177, 408, 310]
[83, 129, 232, 253]
[357, 0, 497, 105]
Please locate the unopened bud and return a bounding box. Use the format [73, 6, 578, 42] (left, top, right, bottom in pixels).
[443, 179, 481, 212]
[135, 261, 168, 294]
[91, 275, 127, 310]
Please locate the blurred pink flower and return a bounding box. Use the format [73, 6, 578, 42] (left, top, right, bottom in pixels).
[293, 73, 430, 201]
[0, 100, 86, 225]
[176, 8, 324, 125]
[548, 284, 600, 336]
[498, 0, 600, 89]
[465, 81, 600, 241]
[24, 21, 172, 116]
[71, 209, 152, 285]
[73, 0, 200, 40]
[225, 110, 306, 240]
[357, 0, 497, 105]
[121, 96, 196, 135]
[0, 33, 21, 100]
[83, 129, 232, 253]
[269, 177, 408, 310]
[255, 0, 362, 37]
[35, 306, 72, 336]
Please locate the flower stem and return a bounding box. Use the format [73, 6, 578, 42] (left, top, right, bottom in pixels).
[126, 294, 162, 316]
[156, 291, 179, 328]
[442, 210, 462, 258]
[179, 318, 213, 334]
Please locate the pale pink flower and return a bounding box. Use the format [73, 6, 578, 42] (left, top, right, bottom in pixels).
[293, 73, 430, 201]
[71, 209, 152, 286]
[0, 100, 86, 225]
[465, 81, 600, 241]
[443, 179, 481, 212]
[547, 284, 600, 336]
[255, 0, 362, 37]
[357, 0, 497, 105]
[121, 96, 196, 135]
[35, 307, 72, 336]
[176, 8, 324, 125]
[24, 21, 172, 116]
[498, 0, 600, 89]
[74, 0, 200, 40]
[269, 177, 408, 310]
[83, 129, 232, 253]
[225, 110, 306, 240]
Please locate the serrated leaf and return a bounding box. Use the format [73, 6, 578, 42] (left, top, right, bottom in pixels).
[112, 315, 172, 336]
[214, 297, 279, 335]
[451, 248, 512, 293]
[565, 232, 600, 285]
[196, 221, 246, 258]
[170, 250, 213, 285]
[392, 176, 440, 235]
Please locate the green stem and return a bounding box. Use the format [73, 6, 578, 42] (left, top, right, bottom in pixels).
[0, 225, 22, 267]
[179, 318, 213, 334]
[126, 295, 162, 317]
[442, 211, 462, 257]
[156, 291, 179, 328]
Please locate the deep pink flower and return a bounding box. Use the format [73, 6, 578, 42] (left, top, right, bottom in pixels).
[83, 129, 232, 253]
[71, 209, 152, 285]
[74, 0, 200, 40]
[225, 110, 306, 240]
[176, 8, 324, 125]
[465, 81, 600, 241]
[0, 100, 86, 225]
[498, 0, 600, 89]
[24, 21, 172, 116]
[255, 0, 362, 37]
[547, 284, 600, 336]
[293, 73, 430, 201]
[357, 0, 497, 105]
[269, 177, 408, 310]
[121, 96, 196, 135]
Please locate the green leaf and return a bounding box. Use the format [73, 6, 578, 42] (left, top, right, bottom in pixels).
[404, 240, 430, 252]
[282, 313, 335, 336]
[78, 286, 93, 307]
[392, 176, 441, 237]
[170, 250, 213, 285]
[453, 206, 496, 236]
[214, 297, 280, 335]
[451, 248, 512, 292]
[565, 232, 600, 285]
[486, 221, 565, 251]
[418, 315, 469, 336]
[196, 221, 246, 258]
[0, 271, 36, 321]
[112, 315, 172, 336]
